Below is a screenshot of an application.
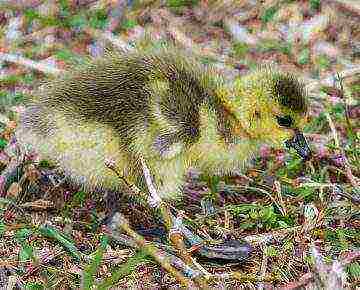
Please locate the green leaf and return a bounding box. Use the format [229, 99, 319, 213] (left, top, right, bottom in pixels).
[24, 9, 40, 23]
[233, 42, 249, 58]
[97, 250, 150, 289]
[239, 222, 255, 230]
[209, 175, 220, 195]
[82, 235, 109, 289]
[324, 228, 357, 252]
[261, 6, 278, 23]
[259, 206, 275, 221]
[0, 221, 5, 237]
[69, 13, 87, 29]
[25, 282, 44, 290]
[277, 214, 295, 228]
[200, 56, 217, 65]
[39, 16, 59, 27]
[229, 203, 260, 216]
[304, 254, 315, 266]
[0, 75, 19, 86]
[315, 54, 331, 70]
[166, 0, 199, 8]
[121, 19, 138, 30]
[71, 190, 87, 207]
[58, 0, 70, 16]
[39, 225, 82, 261]
[265, 245, 278, 257]
[303, 112, 327, 133]
[15, 228, 36, 263]
[309, 0, 321, 10]
[249, 209, 259, 219]
[99, 235, 109, 248]
[0, 138, 8, 150]
[13, 92, 26, 103]
[89, 9, 108, 29]
[294, 186, 316, 201]
[19, 244, 34, 262]
[351, 84, 360, 94]
[22, 72, 36, 85]
[347, 262, 360, 280]
[257, 39, 292, 55]
[55, 49, 78, 62]
[298, 48, 310, 65]
[15, 228, 32, 241]
[278, 220, 290, 228]
[286, 155, 303, 173]
[331, 103, 345, 120]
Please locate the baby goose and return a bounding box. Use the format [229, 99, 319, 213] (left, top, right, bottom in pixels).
[16, 50, 310, 200]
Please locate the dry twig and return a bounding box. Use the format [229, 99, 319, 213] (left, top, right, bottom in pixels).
[0, 52, 63, 75]
[109, 212, 196, 289]
[325, 112, 359, 188]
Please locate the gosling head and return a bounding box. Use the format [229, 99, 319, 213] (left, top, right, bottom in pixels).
[228, 69, 311, 160]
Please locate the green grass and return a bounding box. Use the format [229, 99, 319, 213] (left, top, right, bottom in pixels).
[309, 0, 321, 10]
[121, 18, 138, 30]
[166, 0, 199, 8]
[315, 54, 331, 70]
[261, 6, 278, 23]
[257, 39, 292, 55]
[229, 204, 295, 230]
[0, 91, 27, 115]
[232, 42, 250, 58]
[298, 48, 310, 65]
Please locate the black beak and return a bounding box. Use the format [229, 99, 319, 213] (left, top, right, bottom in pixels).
[284, 129, 311, 161]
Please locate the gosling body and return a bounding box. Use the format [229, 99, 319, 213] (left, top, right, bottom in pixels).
[16, 50, 308, 198]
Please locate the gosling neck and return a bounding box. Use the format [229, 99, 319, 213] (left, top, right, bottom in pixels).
[190, 102, 259, 176]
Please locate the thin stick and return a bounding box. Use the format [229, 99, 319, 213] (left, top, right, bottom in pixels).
[106, 159, 208, 288]
[139, 157, 162, 207]
[224, 272, 277, 283]
[325, 113, 359, 187]
[258, 246, 269, 290]
[105, 160, 141, 195]
[139, 157, 173, 230]
[325, 112, 340, 149]
[232, 185, 286, 216]
[83, 28, 134, 53]
[108, 230, 205, 281]
[139, 158, 209, 289]
[244, 226, 302, 245]
[109, 212, 195, 289]
[336, 73, 355, 137]
[0, 52, 63, 75]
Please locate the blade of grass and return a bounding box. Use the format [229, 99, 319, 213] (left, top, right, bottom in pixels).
[97, 250, 150, 289]
[38, 225, 82, 262]
[82, 235, 108, 290]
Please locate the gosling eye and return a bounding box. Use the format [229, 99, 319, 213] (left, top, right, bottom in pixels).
[276, 115, 294, 127]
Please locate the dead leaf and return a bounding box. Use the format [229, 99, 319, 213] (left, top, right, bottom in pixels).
[7, 182, 21, 198]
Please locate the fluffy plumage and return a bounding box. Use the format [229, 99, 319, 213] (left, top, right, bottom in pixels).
[16, 50, 309, 199]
